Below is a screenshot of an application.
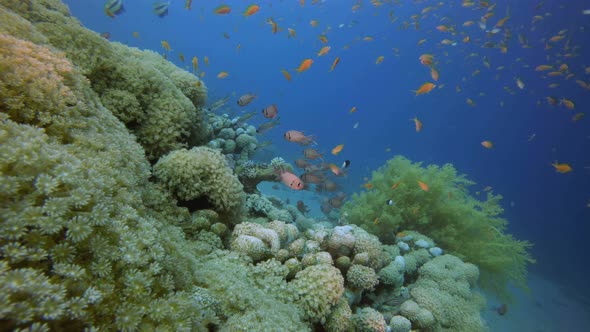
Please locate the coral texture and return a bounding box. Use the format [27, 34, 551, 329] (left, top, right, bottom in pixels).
[153, 147, 244, 215]
[342, 155, 534, 300]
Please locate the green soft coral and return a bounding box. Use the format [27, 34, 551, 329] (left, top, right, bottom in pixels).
[342, 156, 534, 301]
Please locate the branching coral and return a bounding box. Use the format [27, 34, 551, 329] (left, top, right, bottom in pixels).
[342, 155, 534, 300]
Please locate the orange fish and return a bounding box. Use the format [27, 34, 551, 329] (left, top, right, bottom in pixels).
[319, 34, 328, 44]
[411, 117, 423, 132]
[266, 18, 279, 34]
[349, 106, 357, 113]
[328, 164, 345, 176]
[288, 28, 297, 38]
[331, 144, 344, 155]
[281, 69, 291, 81]
[161, 40, 171, 51]
[481, 140, 493, 149]
[243, 4, 260, 16]
[296, 59, 313, 73]
[217, 71, 229, 79]
[418, 181, 429, 192]
[329, 57, 340, 72]
[391, 181, 401, 189]
[560, 98, 575, 110]
[363, 183, 373, 190]
[191, 56, 198, 73]
[214, 4, 231, 14]
[419, 54, 434, 66]
[430, 67, 439, 81]
[414, 82, 436, 96]
[317, 46, 331, 56]
[552, 162, 572, 173]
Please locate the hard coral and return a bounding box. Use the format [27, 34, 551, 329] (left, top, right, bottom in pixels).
[153, 146, 244, 216]
[352, 307, 387, 332]
[2, 0, 207, 161]
[409, 255, 487, 332]
[0, 10, 216, 330]
[290, 264, 345, 324]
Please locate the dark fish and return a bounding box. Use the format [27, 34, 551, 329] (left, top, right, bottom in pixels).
[493, 304, 508, 316]
[256, 117, 280, 135]
[341, 160, 350, 169]
[153, 1, 170, 17]
[100, 32, 111, 39]
[386, 199, 394, 206]
[320, 202, 332, 214]
[296, 200, 310, 215]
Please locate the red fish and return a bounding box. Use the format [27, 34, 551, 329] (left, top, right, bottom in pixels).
[276, 169, 304, 190]
[262, 104, 278, 119]
[284, 130, 316, 145]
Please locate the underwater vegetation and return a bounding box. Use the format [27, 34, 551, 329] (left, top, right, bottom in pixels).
[0, 0, 536, 331]
[342, 156, 535, 301]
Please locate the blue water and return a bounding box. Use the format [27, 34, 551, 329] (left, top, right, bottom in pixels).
[65, 0, 590, 303]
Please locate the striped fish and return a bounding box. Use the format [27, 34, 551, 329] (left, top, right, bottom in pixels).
[153, 1, 171, 17]
[104, 0, 124, 18]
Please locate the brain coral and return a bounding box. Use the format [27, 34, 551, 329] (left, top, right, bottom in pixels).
[153, 146, 244, 215]
[409, 255, 487, 332]
[290, 264, 345, 324]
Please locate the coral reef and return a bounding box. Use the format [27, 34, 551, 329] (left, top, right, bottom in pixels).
[0, 1, 503, 331]
[342, 155, 534, 300]
[0, 0, 207, 161]
[153, 146, 244, 218]
[409, 255, 487, 331]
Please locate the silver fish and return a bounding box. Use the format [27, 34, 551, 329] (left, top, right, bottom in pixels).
[153, 1, 170, 17]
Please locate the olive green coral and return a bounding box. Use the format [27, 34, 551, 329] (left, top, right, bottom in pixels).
[290, 264, 345, 324]
[409, 255, 487, 331]
[1, 0, 208, 161]
[153, 146, 244, 216]
[342, 155, 534, 300]
[0, 23, 217, 330]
